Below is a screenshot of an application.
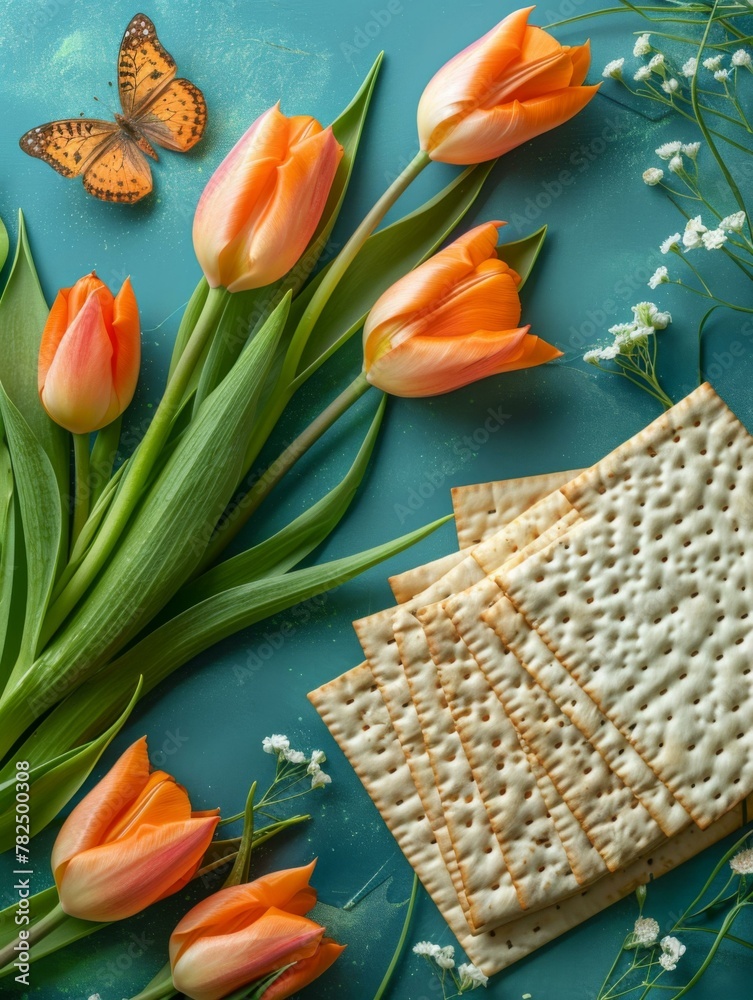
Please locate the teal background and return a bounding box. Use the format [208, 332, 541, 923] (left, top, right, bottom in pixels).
[1, 0, 752, 997]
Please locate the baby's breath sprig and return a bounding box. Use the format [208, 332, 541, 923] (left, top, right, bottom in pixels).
[596, 829, 753, 999]
[413, 941, 489, 997]
[584, 303, 675, 410]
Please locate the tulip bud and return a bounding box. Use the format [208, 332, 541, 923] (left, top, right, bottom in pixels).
[170, 862, 344, 1000]
[193, 104, 343, 292]
[38, 272, 141, 434]
[363, 221, 561, 397]
[417, 6, 599, 164]
[52, 737, 219, 922]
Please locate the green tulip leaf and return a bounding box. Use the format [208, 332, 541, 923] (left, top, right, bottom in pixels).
[0, 216, 8, 274]
[89, 415, 122, 508]
[173, 395, 386, 611]
[0, 445, 15, 690]
[0, 212, 70, 524]
[0, 679, 141, 852]
[287, 160, 496, 389]
[0, 886, 59, 951]
[0, 387, 61, 677]
[8, 296, 291, 735]
[497, 225, 547, 289]
[7, 514, 451, 782]
[192, 52, 383, 411]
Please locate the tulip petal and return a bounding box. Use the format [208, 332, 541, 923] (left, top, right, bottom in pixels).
[51, 737, 150, 886]
[40, 290, 116, 434]
[171, 908, 324, 1000]
[418, 7, 533, 151]
[569, 40, 592, 87]
[38, 287, 73, 393]
[364, 222, 503, 363]
[58, 815, 219, 921]
[261, 939, 346, 1000]
[110, 277, 141, 415]
[366, 326, 561, 397]
[430, 84, 600, 164]
[105, 771, 193, 842]
[170, 862, 318, 962]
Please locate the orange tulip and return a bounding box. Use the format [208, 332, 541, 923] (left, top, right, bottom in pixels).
[38, 272, 141, 434]
[170, 862, 344, 1000]
[51, 737, 219, 922]
[193, 104, 343, 292]
[363, 221, 561, 397]
[417, 6, 599, 164]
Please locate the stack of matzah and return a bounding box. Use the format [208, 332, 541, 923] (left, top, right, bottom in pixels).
[308, 384, 753, 976]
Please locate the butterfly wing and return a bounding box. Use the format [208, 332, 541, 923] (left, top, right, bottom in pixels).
[134, 78, 207, 151]
[119, 13, 206, 152]
[118, 13, 177, 118]
[82, 135, 153, 203]
[19, 119, 119, 177]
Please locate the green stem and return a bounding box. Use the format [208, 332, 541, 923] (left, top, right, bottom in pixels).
[197, 370, 373, 571]
[373, 874, 419, 1000]
[38, 286, 228, 646]
[71, 433, 91, 551]
[128, 961, 177, 1000]
[0, 902, 67, 973]
[280, 151, 431, 387]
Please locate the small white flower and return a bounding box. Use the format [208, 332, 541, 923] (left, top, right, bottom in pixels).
[634, 65, 652, 82]
[683, 215, 707, 249]
[681, 141, 701, 158]
[662, 78, 680, 94]
[649, 266, 669, 289]
[633, 916, 660, 946]
[730, 847, 753, 874]
[655, 140, 682, 159]
[584, 349, 601, 363]
[600, 342, 622, 359]
[660, 232, 682, 254]
[681, 56, 698, 77]
[715, 68, 730, 82]
[309, 764, 332, 789]
[262, 734, 290, 755]
[632, 302, 671, 328]
[643, 167, 664, 186]
[703, 55, 724, 71]
[630, 325, 656, 341]
[659, 935, 686, 972]
[648, 53, 665, 70]
[413, 942, 440, 958]
[668, 153, 683, 173]
[721, 210, 747, 232]
[702, 227, 727, 249]
[634, 33, 652, 56]
[435, 945, 456, 970]
[282, 748, 307, 764]
[608, 322, 635, 338]
[732, 49, 752, 68]
[310, 749, 326, 767]
[458, 963, 489, 988]
[603, 58, 625, 79]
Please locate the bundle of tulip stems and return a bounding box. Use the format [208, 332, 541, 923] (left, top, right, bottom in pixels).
[309, 383, 753, 978]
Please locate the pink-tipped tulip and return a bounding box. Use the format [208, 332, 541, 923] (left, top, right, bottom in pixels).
[51, 737, 219, 922]
[170, 862, 344, 1000]
[363, 221, 561, 397]
[193, 104, 343, 292]
[38, 272, 140, 434]
[417, 6, 599, 164]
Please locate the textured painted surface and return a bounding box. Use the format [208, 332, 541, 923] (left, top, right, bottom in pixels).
[0, 0, 751, 996]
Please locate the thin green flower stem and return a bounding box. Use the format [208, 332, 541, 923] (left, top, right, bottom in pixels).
[677, 254, 716, 296]
[633, 87, 753, 153]
[672, 829, 752, 924]
[683, 871, 737, 918]
[40, 286, 229, 645]
[0, 902, 67, 973]
[679, 925, 753, 949]
[672, 902, 752, 997]
[71, 433, 91, 551]
[615, 366, 674, 408]
[280, 150, 431, 390]
[373, 874, 419, 1000]
[596, 935, 634, 999]
[196, 370, 373, 572]
[127, 962, 176, 1000]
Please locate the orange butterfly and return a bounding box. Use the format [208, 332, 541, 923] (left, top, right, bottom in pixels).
[19, 13, 207, 203]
